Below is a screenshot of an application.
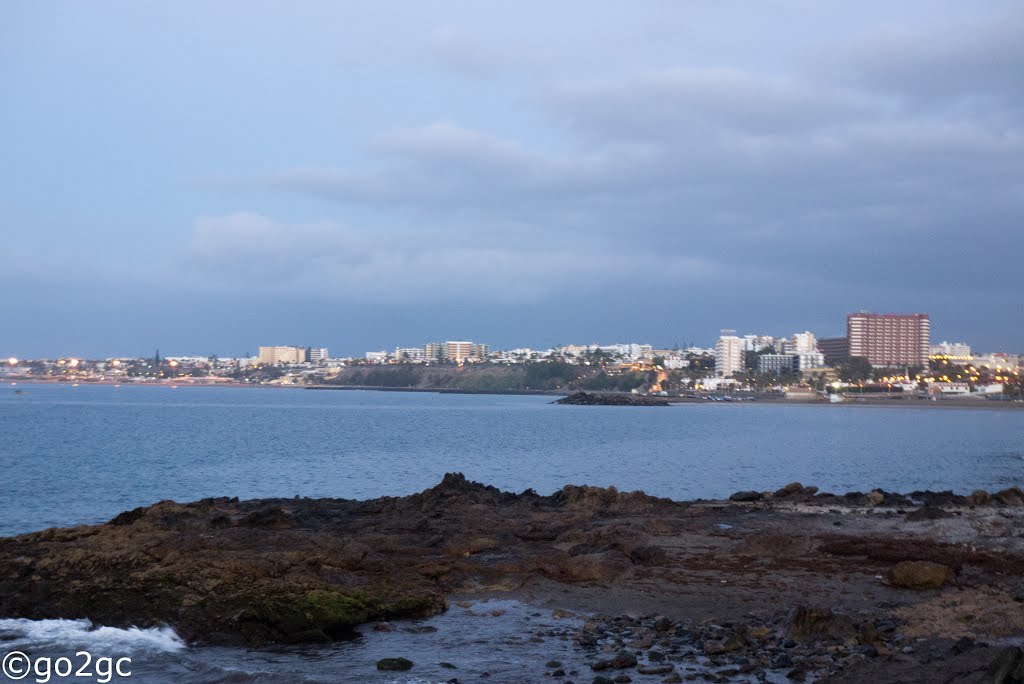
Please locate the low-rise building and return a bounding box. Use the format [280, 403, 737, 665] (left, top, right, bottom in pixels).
[758, 353, 797, 374]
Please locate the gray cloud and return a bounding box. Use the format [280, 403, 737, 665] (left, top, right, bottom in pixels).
[184, 3, 1024, 346]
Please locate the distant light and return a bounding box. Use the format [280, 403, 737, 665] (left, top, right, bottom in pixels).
[7, 357, 16, 365]
[111, 359, 121, 366]
[69, 358, 80, 367]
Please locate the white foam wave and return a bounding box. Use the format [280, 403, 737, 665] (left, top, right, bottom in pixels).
[0, 618, 185, 652]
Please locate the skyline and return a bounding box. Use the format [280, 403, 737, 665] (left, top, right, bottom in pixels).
[3, 1, 1023, 358]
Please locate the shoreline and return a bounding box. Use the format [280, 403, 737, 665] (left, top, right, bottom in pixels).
[9, 378, 1023, 410]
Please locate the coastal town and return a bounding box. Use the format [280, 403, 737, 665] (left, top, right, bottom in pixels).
[5, 311, 1022, 403]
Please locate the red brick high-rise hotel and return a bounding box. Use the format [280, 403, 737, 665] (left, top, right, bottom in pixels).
[847, 312, 930, 368]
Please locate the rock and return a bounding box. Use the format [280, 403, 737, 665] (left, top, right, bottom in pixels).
[377, 657, 414, 671]
[994, 487, 1024, 507]
[626, 634, 654, 649]
[552, 609, 577, 619]
[774, 482, 805, 498]
[373, 622, 395, 632]
[652, 616, 673, 632]
[865, 490, 885, 506]
[613, 676, 633, 683]
[629, 545, 669, 566]
[490, 609, 505, 617]
[440, 662, 458, 669]
[987, 647, 1023, 684]
[554, 392, 670, 407]
[546, 660, 563, 668]
[730, 491, 762, 502]
[784, 606, 856, 641]
[593, 677, 615, 684]
[772, 653, 793, 668]
[887, 560, 955, 590]
[661, 675, 683, 684]
[610, 651, 638, 669]
[638, 664, 674, 675]
[966, 490, 990, 505]
[648, 650, 666, 662]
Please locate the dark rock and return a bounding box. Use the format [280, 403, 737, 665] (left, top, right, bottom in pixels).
[966, 490, 990, 506]
[610, 651, 638, 669]
[613, 676, 632, 683]
[546, 660, 563, 668]
[593, 677, 615, 684]
[652, 616, 673, 632]
[553, 392, 670, 407]
[784, 606, 855, 641]
[887, 560, 955, 589]
[629, 545, 669, 566]
[648, 650, 666, 662]
[994, 487, 1024, 507]
[377, 657, 414, 671]
[730, 491, 762, 502]
[987, 647, 1023, 684]
[771, 653, 793, 668]
[774, 482, 805, 498]
[637, 664, 674, 675]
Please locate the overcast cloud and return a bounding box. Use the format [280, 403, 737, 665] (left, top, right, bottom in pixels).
[2, 1, 1021, 357]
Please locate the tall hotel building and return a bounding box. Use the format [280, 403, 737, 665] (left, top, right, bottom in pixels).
[715, 332, 744, 378]
[847, 312, 930, 368]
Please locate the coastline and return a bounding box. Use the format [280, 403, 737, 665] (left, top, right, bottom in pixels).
[9, 378, 1023, 410]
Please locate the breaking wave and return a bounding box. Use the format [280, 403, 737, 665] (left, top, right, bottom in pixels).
[0, 618, 185, 652]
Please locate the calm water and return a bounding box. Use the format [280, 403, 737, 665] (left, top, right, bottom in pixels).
[1, 383, 1021, 537]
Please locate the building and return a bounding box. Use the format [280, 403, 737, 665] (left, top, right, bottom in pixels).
[394, 347, 426, 363]
[790, 331, 818, 354]
[819, 337, 850, 366]
[445, 341, 475, 363]
[930, 341, 971, 362]
[258, 346, 309, 365]
[758, 353, 797, 374]
[794, 351, 826, 371]
[715, 332, 743, 378]
[365, 350, 389, 363]
[423, 343, 444, 362]
[847, 312, 930, 368]
[440, 342, 487, 362]
[308, 348, 329, 363]
[742, 335, 776, 353]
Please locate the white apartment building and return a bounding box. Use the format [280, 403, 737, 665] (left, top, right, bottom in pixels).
[715, 333, 744, 378]
[742, 335, 776, 352]
[309, 348, 330, 363]
[930, 341, 971, 358]
[790, 331, 818, 354]
[794, 351, 827, 370]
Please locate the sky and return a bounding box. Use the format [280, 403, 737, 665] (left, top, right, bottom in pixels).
[2, 1, 1022, 358]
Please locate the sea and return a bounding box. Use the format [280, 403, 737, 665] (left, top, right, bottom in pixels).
[0, 383, 1021, 682]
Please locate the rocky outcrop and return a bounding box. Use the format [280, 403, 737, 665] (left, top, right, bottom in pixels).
[1, 474, 1022, 648]
[553, 391, 670, 406]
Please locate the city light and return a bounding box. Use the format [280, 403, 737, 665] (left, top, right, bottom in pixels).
[7, 357, 16, 365]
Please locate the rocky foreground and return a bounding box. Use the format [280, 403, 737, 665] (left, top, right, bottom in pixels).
[2, 476, 1024, 682]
